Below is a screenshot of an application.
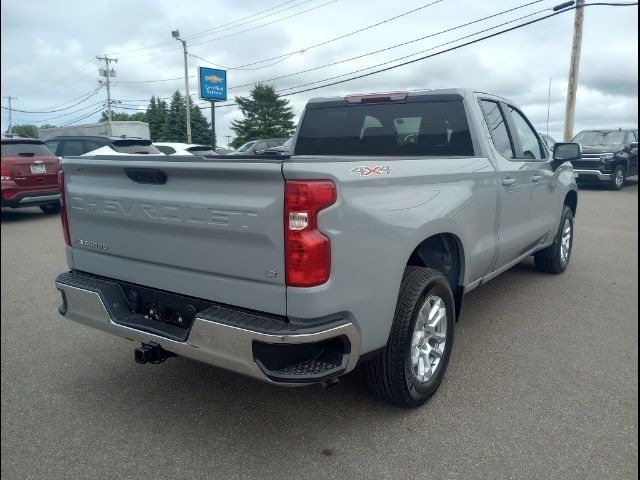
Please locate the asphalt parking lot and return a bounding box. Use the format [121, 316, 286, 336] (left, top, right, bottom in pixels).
[1, 181, 638, 480]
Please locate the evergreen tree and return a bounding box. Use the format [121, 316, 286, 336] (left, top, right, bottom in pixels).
[162, 91, 187, 142]
[230, 84, 295, 148]
[190, 97, 212, 146]
[11, 124, 39, 138]
[146, 96, 169, 141]
[99, 111, 146, 122]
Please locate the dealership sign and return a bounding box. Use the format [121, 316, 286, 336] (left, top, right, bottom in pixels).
[198, 67, 227, 102]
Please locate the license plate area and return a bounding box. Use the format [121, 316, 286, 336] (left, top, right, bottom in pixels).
[119, 280, 212, 330]
[30, 164, 46, 174]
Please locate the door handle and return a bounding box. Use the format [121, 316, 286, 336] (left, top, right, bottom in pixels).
[531, 175, 542, 183]
[502, 177, 516, 186]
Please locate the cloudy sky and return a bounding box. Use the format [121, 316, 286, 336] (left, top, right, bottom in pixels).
[1, 0, 637, 145]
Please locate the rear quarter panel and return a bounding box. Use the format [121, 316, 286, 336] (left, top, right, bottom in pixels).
[283, 155, 499, 353]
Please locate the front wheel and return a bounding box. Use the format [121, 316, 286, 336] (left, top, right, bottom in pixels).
[610, 164, 626, 190]
[534, 205, 574, 274]
[360, 267, 455, 408]
[40, 202, 61, 215]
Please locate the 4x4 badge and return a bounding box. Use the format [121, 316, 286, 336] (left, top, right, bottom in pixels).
[349, 165, 391, 176]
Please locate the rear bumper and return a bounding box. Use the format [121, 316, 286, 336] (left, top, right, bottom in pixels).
[1, 190, 60, 208]
[55, 272, 360, 385]
[573, 169, 611, 181]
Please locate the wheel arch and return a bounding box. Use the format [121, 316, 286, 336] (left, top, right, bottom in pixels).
[564, 189, 578, 217]
[405, 232, 466, 320]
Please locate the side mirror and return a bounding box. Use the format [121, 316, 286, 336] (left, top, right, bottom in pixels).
[630, 141, 638, 150]
[553, 142, 581, 161]
[551, 142, 581, 170]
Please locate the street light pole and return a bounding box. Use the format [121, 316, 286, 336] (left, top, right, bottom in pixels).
[172, 30, 192, 144]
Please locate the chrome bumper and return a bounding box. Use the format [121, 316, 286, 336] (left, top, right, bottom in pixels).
[19, 193, 60, 205]
[55, 275, 360, 385]
[574, 169, 611, 181]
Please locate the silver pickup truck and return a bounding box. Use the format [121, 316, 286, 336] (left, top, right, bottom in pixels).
[55, 88, 580, 407]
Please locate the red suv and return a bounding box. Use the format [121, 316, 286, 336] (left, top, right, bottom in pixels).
[1, 134, 61, 214]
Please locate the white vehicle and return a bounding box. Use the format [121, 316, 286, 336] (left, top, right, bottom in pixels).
[154, 142, 217, 157]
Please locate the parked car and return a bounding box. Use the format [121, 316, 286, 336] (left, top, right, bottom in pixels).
[540, 134, 557, 151]
[230, 138, 288, 155]
[1, 134, 61, 214]
[154, 142, 218, 157]
[571, 128, 638, 190]
[263, 137, 293, 155]
[44, 136, 162, 158]
[54, 88, 579, 407]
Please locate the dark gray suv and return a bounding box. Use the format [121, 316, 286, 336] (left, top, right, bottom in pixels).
[44, 136, 161, 157]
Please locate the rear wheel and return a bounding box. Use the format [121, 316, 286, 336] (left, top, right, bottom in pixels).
[610, 164, 626, 190]
[40, 202, 61, 215]
[361, 267, 455, 407]
[534, 205, 573, 274]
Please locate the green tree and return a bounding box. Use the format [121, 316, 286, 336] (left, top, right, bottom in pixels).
[146, 96, 169, 141]
[99, 111, 146, 122]
[162, 91, 187, 142]
[11, 124, 40, 138]
[230, 84, 295, 148]
[190, 97, 212, 146]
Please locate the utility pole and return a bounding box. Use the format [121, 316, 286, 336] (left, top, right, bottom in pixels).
[564, 0, 585, 142]
[3, 96, 16, 134]
[97, 55, 117, 122]
[172, 30, 192, 143]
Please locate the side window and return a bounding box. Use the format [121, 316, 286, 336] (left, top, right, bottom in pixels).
[83, 140, 102, 153]
[629, 131, 637, 142]
[254, 141, 267, 152]
[506, 107, 544, 160]
[156, 145, 176, 155]
[480, 100, 513, 158]
[61, 140, 86, 156]
[45, 141, 60, 156]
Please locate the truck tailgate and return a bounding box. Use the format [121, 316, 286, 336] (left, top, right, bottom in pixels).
[63, 156, 286, 315]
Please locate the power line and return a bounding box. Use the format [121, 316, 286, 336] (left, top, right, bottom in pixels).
[105, 0, 305, 56]
[58, 104, 108, 127]
[277, 1, 639, 97]
[115, 0, 339, 60]
[189, 0, 444, 70]
[118, 0, 531, 85]
[2, 100, 108, 125]
[227, 0, 548, 91]
[234, 0, 446, 70]
[185, 0, 317, 41]
[51, 58, 96, 85]
[0, 85, 104, 114]
[98, 1, 639, 116]
[193, 0, 636, 108]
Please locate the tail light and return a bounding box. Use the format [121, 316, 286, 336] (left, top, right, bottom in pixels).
[285, 180, 336, 287]
[1, 163, 11, 181]
[58, 170, 70, 246]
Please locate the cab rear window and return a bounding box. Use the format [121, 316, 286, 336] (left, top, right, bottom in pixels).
[1, 141, 55, 157]
[111, 140, 161, 154]
[186, 146, 217, 156]
[295, 100, 474, 156]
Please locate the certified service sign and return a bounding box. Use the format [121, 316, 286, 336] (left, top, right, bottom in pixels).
[198, 67, 227, 102]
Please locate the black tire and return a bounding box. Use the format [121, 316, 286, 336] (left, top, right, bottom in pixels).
[610, 164, 626, 190]
[361, 266, 455, 408]
[40, 202, 61, 215]
[534, 205, 574, 274]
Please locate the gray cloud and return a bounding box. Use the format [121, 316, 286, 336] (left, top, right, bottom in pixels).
[1, 0, 637, 145]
